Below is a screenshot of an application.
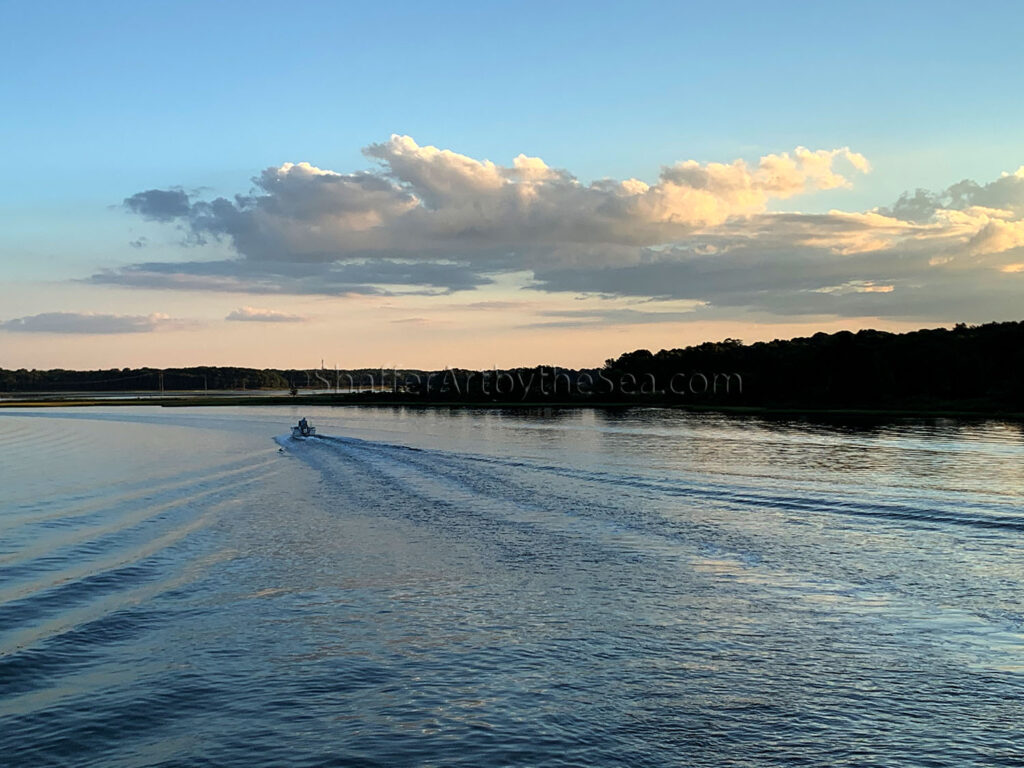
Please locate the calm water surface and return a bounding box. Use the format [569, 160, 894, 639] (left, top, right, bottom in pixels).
[1, 406, 1022, 766]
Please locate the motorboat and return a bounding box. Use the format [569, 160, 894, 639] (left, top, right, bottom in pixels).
[291, 417, 317, 438]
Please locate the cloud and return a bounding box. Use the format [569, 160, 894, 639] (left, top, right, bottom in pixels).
[523, 307, 702, 328]
[121, 136, 868, 262]
[461, 300, 529, 310]
[91, 258, 493, 295]
[878, 167, 1024, 222]
[109, 135, 1024, 323]
[528, 202, 1024, 321]
[0, 312, 178, 334]
[531, 256, 1024, 321]
[124, 189, 193, 222]
[107, 136, 867, 297]
[225, 306, 306, 322]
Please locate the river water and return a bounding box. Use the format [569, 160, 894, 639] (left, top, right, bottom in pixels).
[1, 406, 1022, 766]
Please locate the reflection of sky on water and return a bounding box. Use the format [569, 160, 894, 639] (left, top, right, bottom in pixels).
[0, 406, 1022, 766]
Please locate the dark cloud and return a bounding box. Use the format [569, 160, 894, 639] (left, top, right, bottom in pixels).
[531, 241, 1024, 322]
[89, 258, 494, 296]
[879, 170, 1024, 221]
[124, 189, 192, 222]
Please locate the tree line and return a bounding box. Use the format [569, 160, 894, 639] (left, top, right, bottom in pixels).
[2, 321, 1022, 412]
[601, 321, 1023, 411]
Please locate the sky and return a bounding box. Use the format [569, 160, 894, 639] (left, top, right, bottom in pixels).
[2, 0, 1023, 369]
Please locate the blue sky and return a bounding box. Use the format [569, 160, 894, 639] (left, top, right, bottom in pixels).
[6, 1, 1022, 203]
[2, 0, 1023, 367]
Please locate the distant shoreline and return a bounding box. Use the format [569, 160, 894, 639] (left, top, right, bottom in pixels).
[1, 393, 1021, 421]
[4, 322, 1022, 419]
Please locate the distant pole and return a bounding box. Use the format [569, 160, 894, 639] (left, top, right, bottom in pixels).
[203, 375, 208, 392]
[159, 371, 164, 395]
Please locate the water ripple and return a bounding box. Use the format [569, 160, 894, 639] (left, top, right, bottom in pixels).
[1, 407, 1022, 767]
